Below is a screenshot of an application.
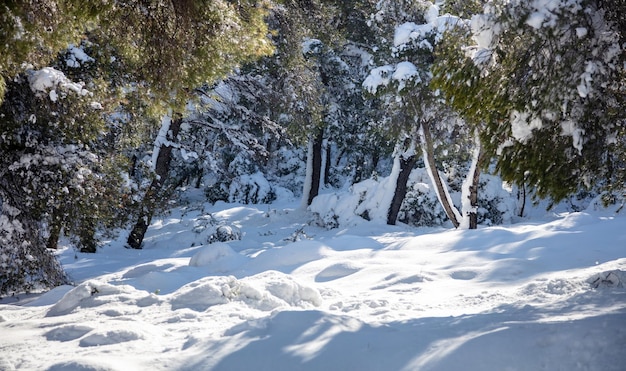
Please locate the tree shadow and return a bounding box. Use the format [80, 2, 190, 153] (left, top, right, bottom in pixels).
[180, 289, 626, 371]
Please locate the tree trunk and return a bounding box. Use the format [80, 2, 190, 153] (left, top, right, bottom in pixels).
[387, 153, 418, 225]
[420, 123, 461, 228]
[305, 127, 324, 206]
[468, 151, 484, 229]
[324, 140, 331, 186]
[460, 135, 484, 230]
[46, 209, 62, 250]
[127, 114, 183, 249]
[518, 182, 526, 217]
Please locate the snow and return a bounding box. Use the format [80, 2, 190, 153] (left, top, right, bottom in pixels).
[1, 189, 625, 370]
[65, 44, 94, 68]
[394, 16, 465, 51]
[510, 110, 543, 143]
[363, 63, 421, 94]
[392, 62, 418, 91]
[151, 114, 173, 171]
[363, 65, 395, 94]
[525, 11, 546, 29]
[459, 133, 481, 229]
[561, 120, 585, 153]
[27, 67, 90, 102]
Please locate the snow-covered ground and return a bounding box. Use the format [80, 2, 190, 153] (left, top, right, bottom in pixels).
[1, 191, 625, 370]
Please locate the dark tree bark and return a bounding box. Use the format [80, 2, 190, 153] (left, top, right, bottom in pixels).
[324, 141, 331, 186]
[127, 115, 183, 249]
[517, 181, 527, 218]
[46, 209, 62, 250]
[387, 153, 418, 225]
[306, 127, 324, 206]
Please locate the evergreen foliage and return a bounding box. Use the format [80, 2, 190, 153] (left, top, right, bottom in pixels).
[0, 0, 274, 293]
[433, 0, 625, 202]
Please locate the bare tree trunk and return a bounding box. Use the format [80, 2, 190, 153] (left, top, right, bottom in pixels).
[324, 141, 331, 186]
[387, 153, 418, 225]
[460, 134, 484, 230]
[420, 123, 461, 228]
[127, 114, 183, 249]
[468, 151, 484, 229]
[517, 182, 527, 217]
[305, 127, 324, 206]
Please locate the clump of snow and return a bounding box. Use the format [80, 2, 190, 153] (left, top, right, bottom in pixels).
[46, 280, 150, 317]
[394, 16, 465, 52]
[168, 276, 232, 311]
[471, 14, 498, 50]
[28, 67, 90, 102]
[168, 271, 321, 312]
[65, 44, 94, 68]
[560, 120, 585, 153]
[392, 61, 418, 91]
[150, 114, 174, 171]
[189, 242, 247, 272]
[577, 60, 597, 98]
[510, 110, 543, 143]
[424, 2, 439, 24]
[362, 65, 395, 94]
[525, 11, 546, 29]
[394, 22, 434, 50]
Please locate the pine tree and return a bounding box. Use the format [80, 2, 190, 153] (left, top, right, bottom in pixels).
[0, 0, 275, 292]
[434, 0, 625, 202]
[363, 0, 486, 227]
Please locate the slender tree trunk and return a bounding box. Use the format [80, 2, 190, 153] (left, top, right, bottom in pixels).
[127, 114, 183, 249]
[468, 177, 479, 229]
[420, 123, 461, 228]
[468, 151, 484, 229]
[304, 127, 324, 206]
[387, 153, 418, 225]
[518, 183, 526, 217]
[324, 140, 331, 186]
[460, 134, 484, 230]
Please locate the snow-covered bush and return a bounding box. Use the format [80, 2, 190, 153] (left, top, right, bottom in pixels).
[228, 172, 276, 204]
[208, 225, 242, 244]
[310, 167, 517, 228]
[267, 147, 306, 196]
[399, 181, 446, 226]
[311, 209, 340, 230]
[0, 204, 68, 296]
[476, 174, 516, 225]
[204, 184, 230, 204]
[191, 214, 242, 244]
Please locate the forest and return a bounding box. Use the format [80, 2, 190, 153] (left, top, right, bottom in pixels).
[0, 0, 624, 296]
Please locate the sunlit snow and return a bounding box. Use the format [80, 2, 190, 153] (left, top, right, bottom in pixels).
[1, 189, 625, 371]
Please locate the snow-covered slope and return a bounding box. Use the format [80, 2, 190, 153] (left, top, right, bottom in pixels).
[1, 195, 625, 370]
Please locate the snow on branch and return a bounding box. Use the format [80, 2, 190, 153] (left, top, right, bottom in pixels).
[27, 67, 90, 102]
